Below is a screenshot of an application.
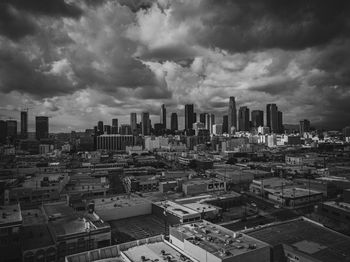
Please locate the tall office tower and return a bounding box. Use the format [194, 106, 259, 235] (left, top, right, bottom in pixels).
[193, 113, 197, 123]
[160, 104, 166, 129]
[205, 113, 210, 130]
[0, 120, 6, 144]
[278, 111, 283, 133]
[35, 116, 49, 140]
[251, 110, 264, 128]
[266, 104, 278, 133]
[209, 114, 215, 134]
[212, 124, 223, 135]
[238, 106, 250, 131]
[119, 124, 132, 135]
[171, 113, 178, 131]
[228, 96, 237, 133]
[299, 119, 310, 135]
[104, 125, 111, 134]
[20, 111, 28, 139]
[130, 113, 137, 133]
[97, 121, 104, 135]
[6, 120, 17, 141]
[141, 112, 150, 136]
[184, 104, 194, 131]
[199, 113, 206, 124]
[112, 118, 118, 134]
[222, 115, 228, 134]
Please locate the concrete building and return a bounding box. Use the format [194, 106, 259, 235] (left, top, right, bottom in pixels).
[170, 220, 270, 262]
[182, 178, 226, 196]
[247, 217, 350, 262]
[170, 112, 178, 131]
[160, 104, 166, 129]
[238, 106, 250, 131]
[185, 104, 194, 131]
[228, 96, 237, 133]
[213, 124, 223, 135]
[21, 111, 28, 139]
[141, 112, 151, 136]
[251, 110, 263, 128]
[130, 113, 137, 135]
[96, 135, 135, 151]
[35, 116, 49, 140]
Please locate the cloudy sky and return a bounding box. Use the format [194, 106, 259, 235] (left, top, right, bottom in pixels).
[0, 0, 350, 132]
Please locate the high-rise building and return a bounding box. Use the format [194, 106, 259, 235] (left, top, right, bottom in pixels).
[205, 113, 210, 130]
[35, 116, 49, 140]
[171, 113, 178, 131]
[104, 125, 111, 134]
[184, 104, 194, 131]
[222, 115, 228, 134]
[119, 124, 132, 135]
[299, 119, 310, 135]
[193, 122, 205, 136]
[0, 120, 6, 144]
[112, 118, 118, 134]
[193, 113, 197, 123]
[228, 97, 237, 133]
[141, 112, 150, 136]
[130, 113, 137, 134]
[238, 106, 250, 131]
[160, 104, 166, 129]
[20, 111, 28, 139]
[199, 113, 206, 124]
[266, 104, 278, 133]
[212, 124, 222, 135]
[209, 114, 215, 134]
[6, 120, 17, 141]
[278, 111, 283, 133]
[251, 110, 264, 128]
[97, 121, 104, 135]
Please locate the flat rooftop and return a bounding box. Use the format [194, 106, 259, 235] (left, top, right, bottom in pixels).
[0, 204, 22, 226]
[247, 218, 350, 262]
[156, 200, 199, 218]
[21, 173, 67, 188]
[182, 178, 224, 186]
[21, 208, 46, 225]
[182, 202, 219, 213]
[323, 201, 350, 213]
[123, 241, 194, 262]
[93, 194, 151, 210]
[173, 220, 269, 259]
[266, 187, 322, 198]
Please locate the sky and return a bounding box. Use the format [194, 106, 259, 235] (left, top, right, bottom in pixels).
[0, 0, 350, 132]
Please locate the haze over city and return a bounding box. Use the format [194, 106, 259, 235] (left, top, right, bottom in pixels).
[1, 0, 350, 132]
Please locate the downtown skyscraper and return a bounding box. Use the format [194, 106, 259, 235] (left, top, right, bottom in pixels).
[171, 113, 178, 131]
[228, 97, 237, 133]
[238, 106, 250, 131]
[20, 110, 28, 139]
[35, 116, 49, 140]
[141, 112, 150, 136]
[160, 104, 166, 129]
[130, 113, 137, 134]
[251, 110, 264, 128]
[184, 104, 194, 131]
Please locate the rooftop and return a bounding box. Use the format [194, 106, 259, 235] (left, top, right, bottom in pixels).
[93, 194, 151, 210]
[21, 208, 46, 225]
[323, 201, 350, 213]
[265, 187, 322, 198]
[247, 218, 350, 262]
[0, 204, 22, 227]
[172, 220, 269, 259]
[155, 201, 199, 218]
[182, 178, 224, 186]
[123, 241, 194, 262]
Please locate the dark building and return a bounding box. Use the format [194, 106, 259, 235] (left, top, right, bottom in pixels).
[141, 112, 150, 136]
[193, 112, 197, 123]
[228, 96, 237, 133]
[35, 116, 49, 140]
[119, 124, 132, 135]
[266, 104, 278, 133]
[160, 104, 166, 129]
[184, 104, 194, 131]
[20, 111, 28, 139]
[0, 120, 6, 144]
[278, 111, 283, 133]
[97, 121, 104, 135]
[238, 106, 250, 131]
[300, 119, 310, 135]
[171, 113, 178, 131]
[6, 120, 18, 141]
[222, 115, 228, 134]
[153, 123, 164, 136]
[199, 113, 206, 124]
[104, 125, 111, 134]
[112, 118, 118, 134]
[130, 113, 137, 134]
[251, 110, 264, 128]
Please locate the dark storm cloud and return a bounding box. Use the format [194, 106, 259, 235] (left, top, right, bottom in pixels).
[118, 0, 155, 12]
[0, 49, 80, 97]
[0, 0, 82, 40]
[181, 0, 350, 52]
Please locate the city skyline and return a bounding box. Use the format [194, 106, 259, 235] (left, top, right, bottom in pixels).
[1, 0, 350, 132]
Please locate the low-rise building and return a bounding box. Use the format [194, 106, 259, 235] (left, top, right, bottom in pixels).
[182, 178, 226, 196]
